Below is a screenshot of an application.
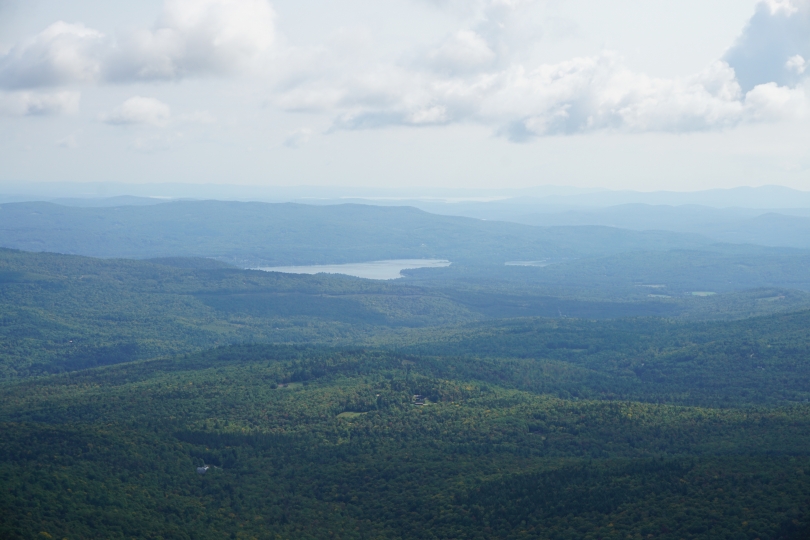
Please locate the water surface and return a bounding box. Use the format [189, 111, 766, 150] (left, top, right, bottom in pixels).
[255, 259, 451, 280]
[505, 260, 550, 267]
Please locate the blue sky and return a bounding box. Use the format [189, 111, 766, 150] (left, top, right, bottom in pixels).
[1, 0, 809, 191]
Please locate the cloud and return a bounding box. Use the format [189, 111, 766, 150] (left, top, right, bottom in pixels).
[743, 81, 807, 121]
[1, 0, 808, 141]
[786, 54, 807, 74]
[56, 133, 79, 148]
[724, 0, 810, 92]
[427, 30, 496, 74]
[102, 96, 171, 126]
[283, 128, 312, 148]
[277, 50, 805, 139]
[106, 0, 277, 82]
[271, 0, 809, 139]
[493, 58, 749, 136]
[762, 0, 800, 15]
[0, 0, 277, 88]
[0, 90, 80, 116]
[0, 22, 104, 89]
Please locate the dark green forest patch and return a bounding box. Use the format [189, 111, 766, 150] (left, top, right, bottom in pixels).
[2, 344, 810, 539]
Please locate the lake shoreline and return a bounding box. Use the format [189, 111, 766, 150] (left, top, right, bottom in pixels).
[254, 259, 451, 280]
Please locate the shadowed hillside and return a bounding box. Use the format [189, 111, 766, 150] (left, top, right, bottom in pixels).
[0, 200, 712, 266]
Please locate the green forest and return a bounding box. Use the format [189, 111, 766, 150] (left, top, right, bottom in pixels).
[2, 344, 810, 539]
[1, 206, 810, 540]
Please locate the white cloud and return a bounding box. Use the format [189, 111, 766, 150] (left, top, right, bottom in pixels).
[277, 50, 806, 140]
[408, 105, 449, 124]
[724, 0, 810, 91]
[763, 0, 800, 15]
[0, 90, 80, 116]
[106, 0, 277, 82]
[0, 22, 104, 88]
[786, 54, 807, 74]
[0, 0, 278, 88]
[428, 30, 496, 74]
[479, 58, 751, 138]
[1, 0, 808, 143]
[102, 96, 171, 127]
[744, 81, 807, 121]
[270, 0, 810, 140]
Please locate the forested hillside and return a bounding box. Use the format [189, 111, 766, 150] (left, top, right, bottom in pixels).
[1, 344, 809, 539]
[3, 248, 810, 380]
[515, 204, 810, 249]
[6, 201, 810, 298]
[1, 232, 809, 538]
[0, 249, 475, 377]
[0, 200, 712, 265]
[383, 310, 810, 406]
[406, 245, 810, 297]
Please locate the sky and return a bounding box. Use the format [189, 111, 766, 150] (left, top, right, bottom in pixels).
[1, 0, 809, 192]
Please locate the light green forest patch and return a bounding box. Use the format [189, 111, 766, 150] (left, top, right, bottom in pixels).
[337, 411, 367, 419]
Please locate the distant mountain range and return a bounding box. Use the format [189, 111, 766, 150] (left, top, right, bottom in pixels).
[511, 205, 810, 250]
[3, 181, 810, 208]
[0, 200, 712, 266]
[4, 183, 810, 250]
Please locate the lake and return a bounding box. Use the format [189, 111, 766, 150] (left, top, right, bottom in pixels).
[505, 260, 550, 267]
[255, 259, 451, 280]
